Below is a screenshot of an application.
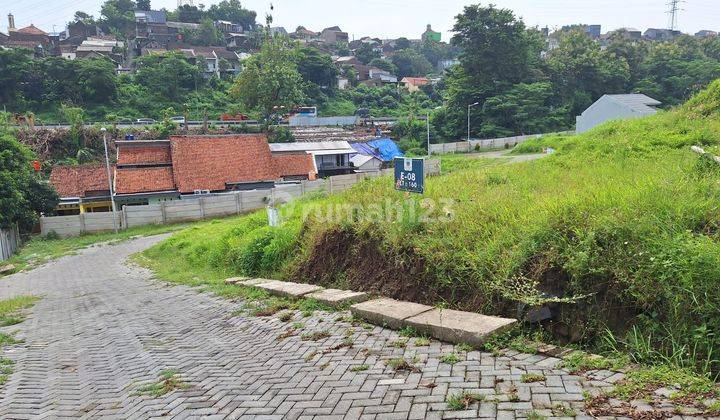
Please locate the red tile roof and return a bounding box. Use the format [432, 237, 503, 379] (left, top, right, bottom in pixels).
[115, 167, 176, 194]
[169, 135, 280, 193]
[50, 164, 113, 198]
[117, 144, 172, 165]
[274, 153, 316, 179]
[401, 77, 429, 86]
[16, 25, 47, 36]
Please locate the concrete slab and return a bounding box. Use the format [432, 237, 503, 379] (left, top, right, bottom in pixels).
[404, 308, 517, 347]
[225, 276, 252, 285]
[350, 298, 433, 329]
[255, 281, 324, 298]
[305, 289, 369, 307]
[238, 278, 277, 286]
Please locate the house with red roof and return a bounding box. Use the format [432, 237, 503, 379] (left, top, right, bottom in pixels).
[1, 15, 57, 54]
[400, 77, 429, 93]
[49, 134, 317, 214]
[49, 164, 114, 215]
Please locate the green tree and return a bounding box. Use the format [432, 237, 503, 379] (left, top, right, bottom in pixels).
[368, 58, 397, 74]
[76, 58, 118, 104]
[354, 43, 380, 64]
[230, 36, 305, 117]
[395, 37, 411, 50]
[546, 30, 631, 116]
[206, 0, 257, 29]
[177, 4, 202, 23]
[391, 49, 433, 78]
[480, 82, 567, 136]
[0, 127, 58, 231]
[99, 0, 136, 36]
[136, 0, 151, 11]
[134, 52, 202, 102]
[297, 47, 338, 89]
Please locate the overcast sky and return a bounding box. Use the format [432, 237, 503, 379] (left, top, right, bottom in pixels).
[1, 0, 718, 39]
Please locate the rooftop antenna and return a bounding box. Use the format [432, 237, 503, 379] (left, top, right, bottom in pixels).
[666, 0, 684, 31]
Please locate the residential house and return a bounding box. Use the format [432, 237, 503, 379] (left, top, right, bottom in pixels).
[695, 30, 717, 38]
[164, 44, 242, 77]
[169, 135, 315, 192]
[334, 56, 370, 80]
[349, 138, 403, 172]
[269, 27, 288, 37]
[320, 26, 349, 44]
[400, 77, 429, 93]
[561, 24, 602, 39]
[437, 59, 459, 72]
[291, 26, 319, 42]
[49, 164, 115, 215]
[2, 14, 57, 55]
[134, 10, 182, 49]
[421, 24, 441, 42]
[360, 67, 398, 87]
[214, 20, 243, 34]
[269, 141, 356, 177]
[576, 94, 661, 134]
[644, 28, 681, 41]
[74, 36, 124, 63]
[225, 32, 250, 50]
[49, 135, 316, 213]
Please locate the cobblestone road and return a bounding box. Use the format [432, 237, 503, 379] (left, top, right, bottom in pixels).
[0, 236, 622, 419]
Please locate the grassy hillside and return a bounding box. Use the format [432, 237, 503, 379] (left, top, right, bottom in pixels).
[142, 80, 720, 379]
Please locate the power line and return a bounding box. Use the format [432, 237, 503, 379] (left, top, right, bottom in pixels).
[666, 0, 684, 31]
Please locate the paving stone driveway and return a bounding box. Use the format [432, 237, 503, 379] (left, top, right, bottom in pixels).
[0, 235, 620, 419]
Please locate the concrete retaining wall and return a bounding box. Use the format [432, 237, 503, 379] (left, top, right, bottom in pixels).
[289, 116, 359, 127]
[429, 132, 572, 154]
[40, 161, 441, 238]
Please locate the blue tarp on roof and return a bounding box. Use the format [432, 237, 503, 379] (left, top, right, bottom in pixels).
[349, 138, 404, 162]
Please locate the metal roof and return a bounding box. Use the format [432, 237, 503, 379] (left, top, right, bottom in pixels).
[605, 94, 661, 113]
[269, 141, 354, 153]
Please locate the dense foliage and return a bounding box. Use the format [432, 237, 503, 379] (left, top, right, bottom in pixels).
[144, 81, 720, 379]
[435, 4, 720, 139]
[0, 116, 58, 231]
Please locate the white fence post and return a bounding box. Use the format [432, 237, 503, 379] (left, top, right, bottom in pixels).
[160, 201, 167, 224]
[79, 213, 86, 235]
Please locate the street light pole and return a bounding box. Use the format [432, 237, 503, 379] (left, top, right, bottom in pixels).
[467, 102, 479, 142]
[426, 111, 430, 156]
[101, 127, 118, 234]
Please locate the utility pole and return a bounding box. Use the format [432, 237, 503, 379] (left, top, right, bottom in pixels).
[467, 102, 479, 142]
[426, 111, 430, 156]
[101, 128, 118, 233]
[667, 0, 683, 31]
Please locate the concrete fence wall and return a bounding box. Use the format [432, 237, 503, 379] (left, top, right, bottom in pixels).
[0, 225, 20, 262]
[39, 164, 437, 238]
[429, 132, 573, 155]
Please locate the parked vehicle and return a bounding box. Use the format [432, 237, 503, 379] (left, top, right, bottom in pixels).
[136, 118, 156, 124]
[170, 116, 186, 126]
[295, 106, 317, 118]
[220, 113, 249, 121]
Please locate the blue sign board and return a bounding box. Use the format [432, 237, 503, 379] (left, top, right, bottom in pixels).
[394, 157, 424, 194]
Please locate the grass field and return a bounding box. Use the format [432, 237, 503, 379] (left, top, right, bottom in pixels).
[139, 81, 720, 380]
[0, 223, 190, 275]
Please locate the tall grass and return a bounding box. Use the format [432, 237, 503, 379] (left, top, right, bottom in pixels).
[142, 80, 720, 379]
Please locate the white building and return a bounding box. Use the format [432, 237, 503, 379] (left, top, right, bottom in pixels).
[576, 94, 661, 134]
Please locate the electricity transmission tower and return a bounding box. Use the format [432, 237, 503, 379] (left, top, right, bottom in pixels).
[666, 0, 684, 31]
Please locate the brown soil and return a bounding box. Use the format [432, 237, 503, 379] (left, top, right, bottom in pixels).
[287, 227, 513, 315]
[287, 226, 638, 345]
